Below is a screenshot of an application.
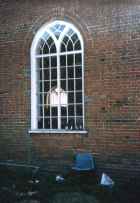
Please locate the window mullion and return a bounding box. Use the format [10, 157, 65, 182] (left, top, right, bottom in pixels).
[42, 56, 45, 128]
[74, 53, 76, 129]
[57, 42, 61, 129]
[49, 56, 52, 129]
[66, 53, 68, 124]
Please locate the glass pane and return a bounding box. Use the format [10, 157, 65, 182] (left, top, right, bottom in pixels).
[68, 67, 74, 78]
[76, 79, 82, 90]
[63, 36, 69, 45]
[61, 107, 67, 116]
[44, 118, 50, 129]
[61, 43, 66, 52]
[38, 69, 42, 80]
[44, 82, 50, 92]
[51, 80, 57, 88]
[50, 43, 56, 53]
[75, 40, 81, 50]
[76, 92, 82, 103]
[76, 104, 83, 116]
[43, 43, 49, 54]
[38, 106, 43, 117]
[44, 69, 49, 80]
[51, 68, 57, 80]
[75, 54, 82, 65]
[68, 117, 75, 129]
[67, 55, 74, 66]
[76, 117, 83, 129]
[60, 68, 66, 79]
[37, 58, 42, 69]
[68, 92, 74, 103]
[60, 55, 66, 66]
[52, 118, 58, 129]
[38, 118, 43, 129]
[67, 40, 73, 51]
[67, 28, 74, 37]
[38, 94, 42, 104]
[68, 79, 74, 91]
[61, 117, 67, 129]
[71, 33, 78, 43]
[43, 57, 49, 68]
[52, 107, 58, 116]
[61, 80, 66, 90]
[51, 56, 57, 67]
[39, 82, 42, 92]
[75, 67, 82, 78]
[44, 106, 50, 116]
[68, 105, 74, 116]
[47, 37, 53, 46]
[37, 39, 44, 55]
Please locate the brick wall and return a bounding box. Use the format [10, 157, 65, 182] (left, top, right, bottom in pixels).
[0, 0, 140, 182]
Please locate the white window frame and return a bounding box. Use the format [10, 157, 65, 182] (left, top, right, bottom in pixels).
[29, 20, 87, 134]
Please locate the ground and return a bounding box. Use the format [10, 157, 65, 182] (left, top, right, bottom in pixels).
[0, 164, 139, 203]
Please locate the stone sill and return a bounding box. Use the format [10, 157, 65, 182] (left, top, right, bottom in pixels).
[29, 129, 88, 134]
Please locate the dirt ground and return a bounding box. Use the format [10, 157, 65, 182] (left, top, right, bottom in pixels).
[0, 165, 139, 203]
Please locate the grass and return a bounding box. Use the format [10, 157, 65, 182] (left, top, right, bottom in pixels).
[0, 165, 139, 203]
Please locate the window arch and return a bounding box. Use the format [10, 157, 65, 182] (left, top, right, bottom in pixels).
[31, 20, 85, 132]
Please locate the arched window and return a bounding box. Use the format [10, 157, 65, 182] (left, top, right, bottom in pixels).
[30, 20, 85, 132]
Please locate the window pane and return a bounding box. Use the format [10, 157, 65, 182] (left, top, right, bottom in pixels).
[47, 37, 53, 46]
[68, 92, 74, 103]
[50, 43, 56, 53]
[75, 54, 82, 65]
[63, 36, 69, 45]
[61, 107, 67, 116]
[67, 54, 74, 66]
[61, 80, 66, 90]
[44, 118, 50, 129]
[51, 68, 57, 80]
[44, 82, 50, 92]
[43, 43, 49, 54]
[38, 106, 43, 117]
[76, 104, 83, 116]
[44, 69, 49, 80]
[37, 58, 42, 69]
[44, 106, 50, 116]
[60, 55, 66, 66]
[71, 33, 78, 43]
[76, 92, 82, 103]
[76, 79, 82, 90]
[68, 79, 74, 91]
[38, 118, 43, 129]
[39, 82, 42, 92]
[68, 117, 75, 129]
[75, 67, 82, 78]
[68, 105, 74, 116]
[52, 118, 58, 129]
[76, 117, 83, 129]
[60, 68, 66, 79]
[61, 43, 66, 52]
[75, 40, 81, 50]
[52, 107, 58, 116]
[38, 94, 42, 104]
[51, 80, 57, 88]
[68, 67, 74, 78]
[67, 40, 73, 51]
[51, 56, 57, 67]
[43, 57, 49, 68]
[61, 117, 67, 129]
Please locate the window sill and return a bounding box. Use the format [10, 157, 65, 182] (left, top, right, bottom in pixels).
[29, 129, 88, 134]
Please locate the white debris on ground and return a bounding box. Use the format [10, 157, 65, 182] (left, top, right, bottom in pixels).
[100, 173, 114, 187]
